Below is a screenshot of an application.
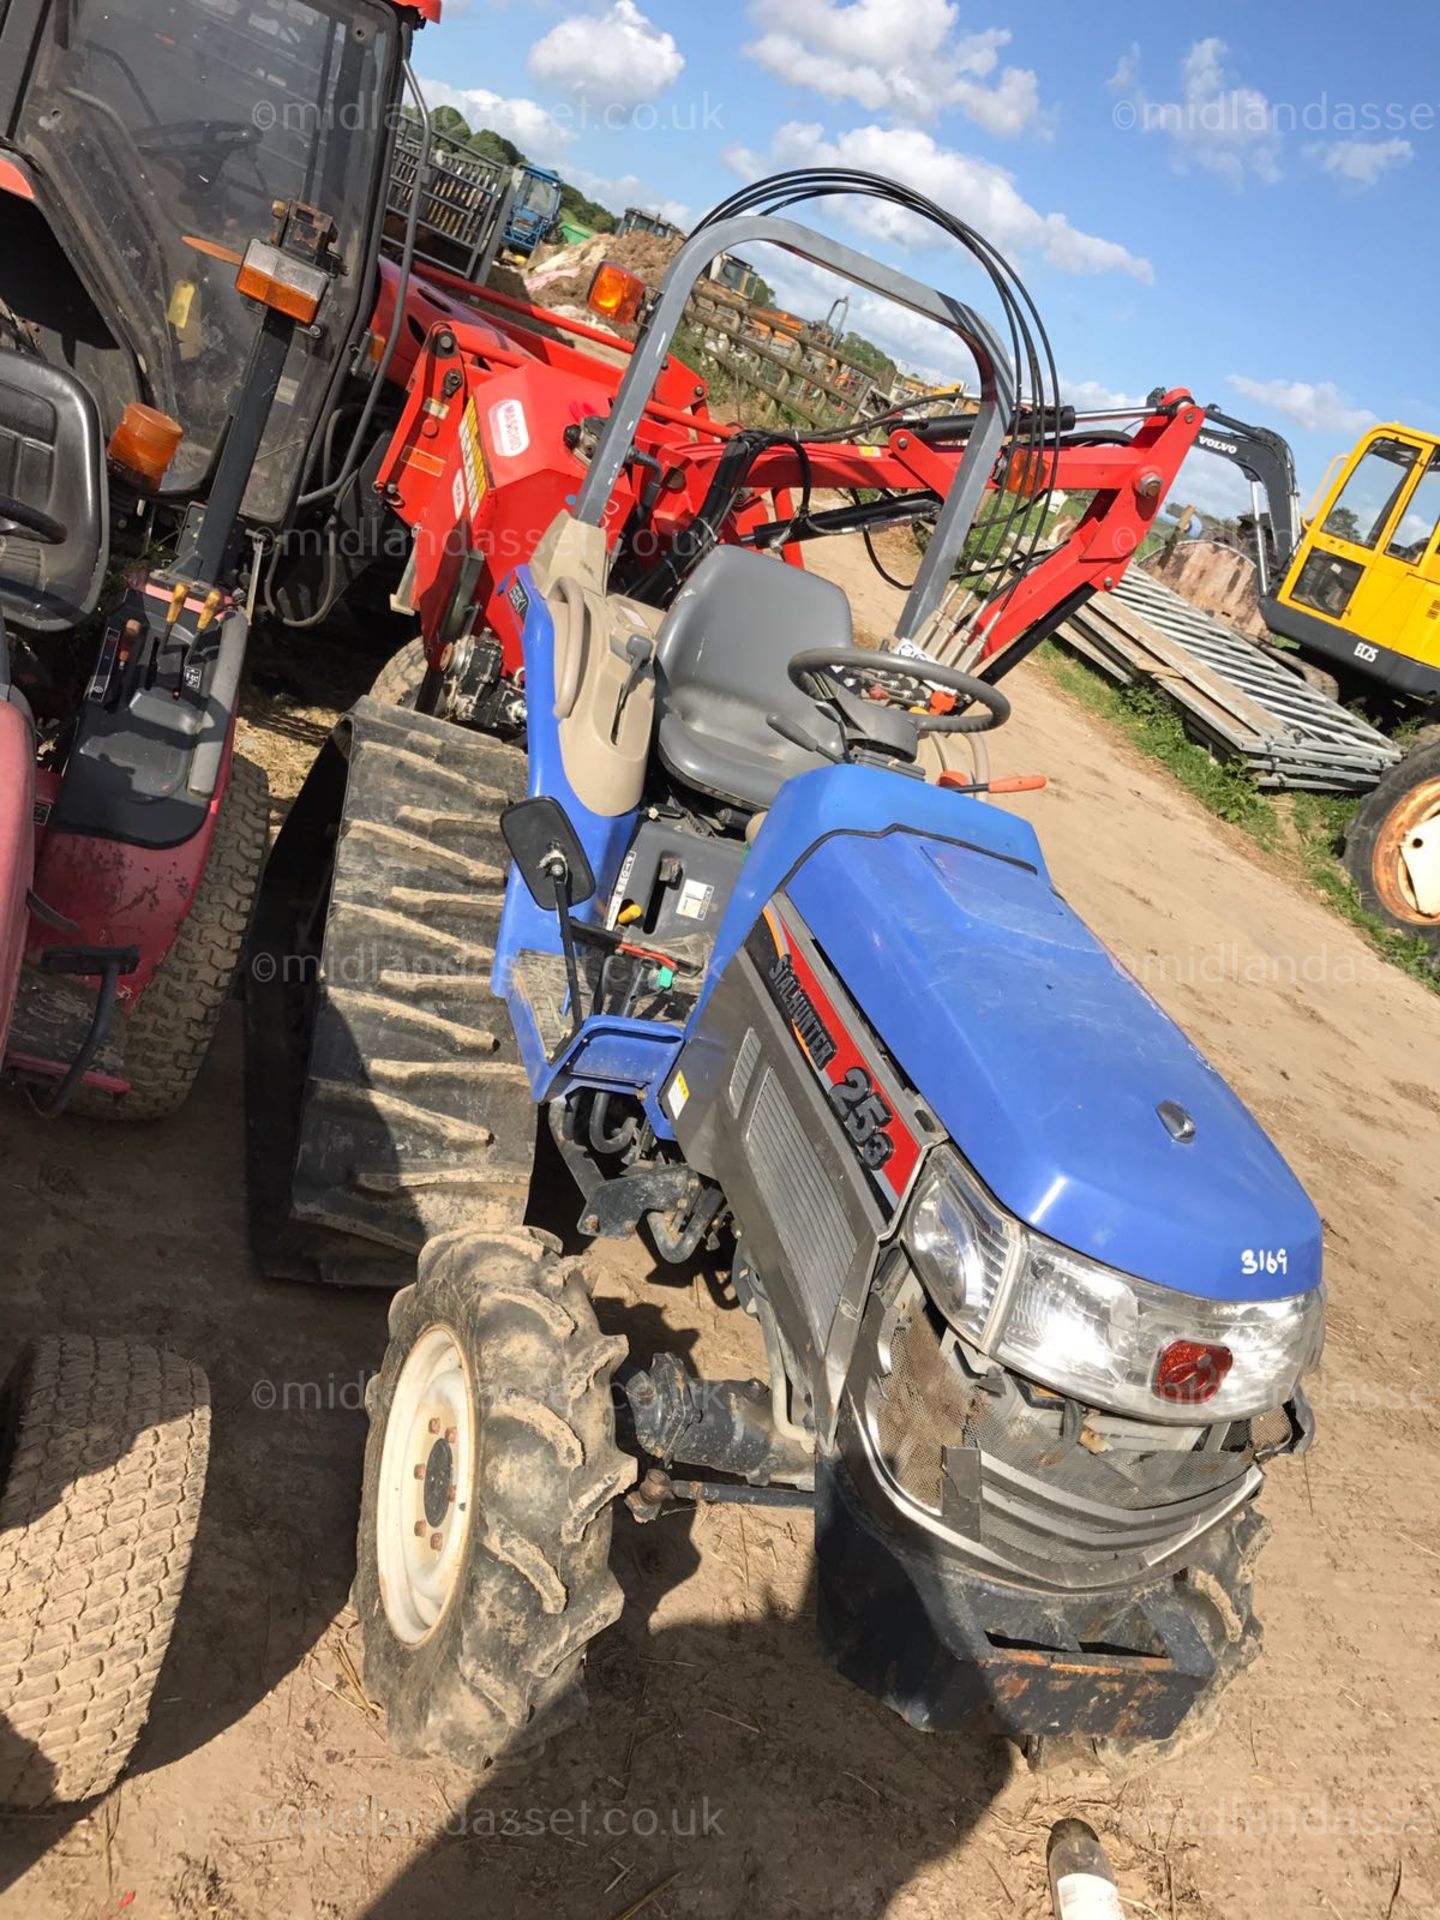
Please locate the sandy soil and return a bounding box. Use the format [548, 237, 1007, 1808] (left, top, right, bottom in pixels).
[1, 538, 1437, 1920]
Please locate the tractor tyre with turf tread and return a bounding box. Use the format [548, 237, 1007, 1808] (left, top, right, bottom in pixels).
[355, 1228, 634, 1766]
[0, 1336, 210, 1806]
[78, 754, 269, 1119]
[369, 637, 427, 709]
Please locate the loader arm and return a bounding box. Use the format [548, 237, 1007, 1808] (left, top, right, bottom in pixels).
[377, 301, 1206, 686]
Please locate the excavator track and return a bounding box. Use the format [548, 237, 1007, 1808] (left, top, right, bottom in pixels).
[245, 697, 533, 1285]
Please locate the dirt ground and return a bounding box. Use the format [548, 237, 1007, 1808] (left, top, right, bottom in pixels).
[2, 537, 1438, 1920]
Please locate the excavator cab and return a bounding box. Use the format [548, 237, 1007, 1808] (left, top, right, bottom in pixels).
[1263, 425, 1440, 703]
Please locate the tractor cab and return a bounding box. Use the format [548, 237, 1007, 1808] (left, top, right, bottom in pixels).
[0, 0, 434, 1115]
[0, 0, 420, 527]
[505, 165, 563, 260]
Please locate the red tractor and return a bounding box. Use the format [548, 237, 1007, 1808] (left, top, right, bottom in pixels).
[0, 0, 459, 1809]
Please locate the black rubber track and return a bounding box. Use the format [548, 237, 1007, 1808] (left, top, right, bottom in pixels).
[245, 698, 532, 1283]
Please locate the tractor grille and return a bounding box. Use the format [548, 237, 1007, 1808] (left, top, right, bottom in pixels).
[744, 1067, 855, 1342]
[727, 1026, 761, 1116]
[873, 1302, 984, 1511]
[868, 1299, 1258, 1580]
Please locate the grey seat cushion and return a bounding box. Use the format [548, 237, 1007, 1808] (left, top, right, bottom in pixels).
[653, 546, 852, 811]
[0, 349, 107, 634]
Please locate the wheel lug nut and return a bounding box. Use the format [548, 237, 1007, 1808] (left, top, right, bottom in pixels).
[427, 1417, 441, 1435]
[413, 1520, 426, 1537]
[429, 1531, 444, 1550]
[413, 1464, 425, 1479]
[444, 1427, 457, 1445]
[447, 1487, 456, 1504]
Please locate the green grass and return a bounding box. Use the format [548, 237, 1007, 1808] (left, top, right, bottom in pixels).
[1034, 642, 1440, 992]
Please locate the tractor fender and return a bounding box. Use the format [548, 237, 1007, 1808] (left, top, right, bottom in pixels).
[0, 696, 35, 1053]
[27, 736, 235, 1006]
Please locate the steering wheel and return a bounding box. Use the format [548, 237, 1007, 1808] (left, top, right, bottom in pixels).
[0, 493, 66, 547]
[135, 119, 261, 180]
[787, 646, 1011, 736]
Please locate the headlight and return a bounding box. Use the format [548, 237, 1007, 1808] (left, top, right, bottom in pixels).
[906, 1149, 1021, 1340]
[905, 1149, 1324, 1424]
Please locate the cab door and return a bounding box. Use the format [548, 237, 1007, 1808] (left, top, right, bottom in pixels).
[1284, 429, 1440, 661]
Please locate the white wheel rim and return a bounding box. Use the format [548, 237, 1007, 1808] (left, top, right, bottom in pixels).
[375, 1324, 475, 1645]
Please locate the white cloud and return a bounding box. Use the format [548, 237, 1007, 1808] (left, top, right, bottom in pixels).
[743, 0, 1044, 135]
[1125, 37, 1282, 187]
[1106, 43, 1140, 93]
[529, 1, 684, 111]
[1062, 377, 1149, 412]
[1226, 375, 1377, 437]
[1308, 137, 1414, 188]
[1171, 448, 1254, 523]
[726, 122, 1153, 282]
[416, 78, 574, 160]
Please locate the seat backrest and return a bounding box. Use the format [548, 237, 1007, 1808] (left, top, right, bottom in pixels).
[652, 546, 853, 810]
[0, 350, 107, 634]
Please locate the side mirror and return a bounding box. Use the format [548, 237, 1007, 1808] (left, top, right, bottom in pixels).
[500, 795, 596, 910]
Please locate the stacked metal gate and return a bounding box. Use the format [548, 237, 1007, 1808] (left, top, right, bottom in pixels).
[1059, 568, 1399, 794]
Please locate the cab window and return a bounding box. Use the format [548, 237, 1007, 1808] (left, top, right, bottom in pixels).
[1386, 452, 1440, 564]
[1321, 437, 1417, 549]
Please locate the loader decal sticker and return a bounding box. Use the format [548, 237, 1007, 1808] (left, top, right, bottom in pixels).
[748, 906, 920, 1211]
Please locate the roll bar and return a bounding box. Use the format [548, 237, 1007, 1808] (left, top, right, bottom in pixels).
[572, 210, 1018, 643]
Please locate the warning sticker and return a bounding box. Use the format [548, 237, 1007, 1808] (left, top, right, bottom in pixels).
[666, 1071, 690, 1118]
[459, 398, 488, 518]
[675, 878, 714, 922]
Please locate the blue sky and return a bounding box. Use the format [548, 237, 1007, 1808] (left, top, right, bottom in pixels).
[417, 0, 1440, 516]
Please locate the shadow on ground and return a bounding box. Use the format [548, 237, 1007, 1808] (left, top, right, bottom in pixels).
[0, 1009, 1021, 1918]
[0, 1011, 391, 1896]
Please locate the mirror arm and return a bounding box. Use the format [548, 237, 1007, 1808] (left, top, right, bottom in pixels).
[543, 854, 588, 1055]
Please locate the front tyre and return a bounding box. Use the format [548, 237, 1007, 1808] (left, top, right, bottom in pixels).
[355, 1228, 635, 1765]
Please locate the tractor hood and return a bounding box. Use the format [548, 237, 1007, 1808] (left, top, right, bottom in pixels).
[782, 815, 1322, 1306]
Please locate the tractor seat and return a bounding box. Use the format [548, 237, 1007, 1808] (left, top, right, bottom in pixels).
[652, 545, 852, 813]
[0, 350, 107, 634]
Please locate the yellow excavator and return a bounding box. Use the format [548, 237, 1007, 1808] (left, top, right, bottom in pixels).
[1171, 411, 1440, 947]
[1259, 425, 1440, 943]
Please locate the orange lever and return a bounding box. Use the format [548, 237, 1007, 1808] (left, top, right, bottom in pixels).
[937, 771, 1048, 794]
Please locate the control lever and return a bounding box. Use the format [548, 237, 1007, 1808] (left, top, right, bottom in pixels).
[609, 628, 655, 742]
[937, 771, 1047, 794]
[766, 711, 843, 761]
